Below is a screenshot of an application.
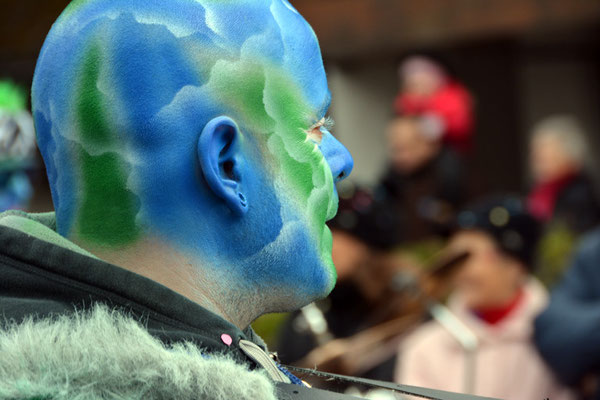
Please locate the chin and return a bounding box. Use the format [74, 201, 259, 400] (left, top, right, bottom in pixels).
[268, 279, 335, 312]
[298, 235, 337, 306]
[251, 190, 337, 310]
[266, 227, 337, 311]
[296, 256, 336, 304]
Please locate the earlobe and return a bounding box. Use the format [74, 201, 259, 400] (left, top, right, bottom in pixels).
[198, 116, 248, 216]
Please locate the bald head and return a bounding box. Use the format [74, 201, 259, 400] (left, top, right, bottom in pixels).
[33, 0, 353, 320]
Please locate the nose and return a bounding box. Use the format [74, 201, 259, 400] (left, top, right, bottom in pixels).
[320, 131, 353, 183]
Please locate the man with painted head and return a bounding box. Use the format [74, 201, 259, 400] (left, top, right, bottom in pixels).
[0, 1, 353, 399]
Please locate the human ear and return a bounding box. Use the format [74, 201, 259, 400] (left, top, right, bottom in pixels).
[198, 116, 248, 216]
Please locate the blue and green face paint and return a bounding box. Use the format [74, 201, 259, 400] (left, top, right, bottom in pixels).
[33, 0, 353, 305]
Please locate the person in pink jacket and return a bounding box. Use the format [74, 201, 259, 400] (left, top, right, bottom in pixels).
[395, 196, 573, 400]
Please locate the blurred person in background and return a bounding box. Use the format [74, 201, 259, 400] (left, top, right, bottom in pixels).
[535, 228, 600, 400]
[527, 116, 600, 288]
[376, 115, 466, 244]
[527, 115, 600, 234]
[277, 184, 407, 382]
[396, 196, 572, 400]
[395, 55, 474, 154]
[0, 81, 36, 211]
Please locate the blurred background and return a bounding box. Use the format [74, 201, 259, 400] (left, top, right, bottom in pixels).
[3, 1, 600, 399]
[3, 0, 600, 205]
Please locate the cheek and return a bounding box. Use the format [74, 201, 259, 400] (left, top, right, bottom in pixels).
[531, 148, 552, 169]
[455, 254, 497, 290]
[531, 142, 569, 177]
[270, 133, 333, 226]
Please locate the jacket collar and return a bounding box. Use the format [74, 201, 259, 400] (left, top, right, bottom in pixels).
[0, 211, 265, 362]
[447, 278, 548, 344]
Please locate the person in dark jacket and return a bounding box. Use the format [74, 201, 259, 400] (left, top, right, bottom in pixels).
[277, 184, 404, 383]
[377, 115, 466, 243]
[534, 228, 600, 400]
[0, 0, 354, 399]
[527, 116, 600, 234]
[527, 116, 600, 288]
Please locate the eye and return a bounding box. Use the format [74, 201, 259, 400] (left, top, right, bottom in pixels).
[307, 117, 334, 144]
[307, 126, 323, 143]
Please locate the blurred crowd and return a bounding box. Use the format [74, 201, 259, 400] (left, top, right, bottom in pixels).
[273, 56, 600, 399]
[0, 81, 36, 212]
[2, 55, 600, 400]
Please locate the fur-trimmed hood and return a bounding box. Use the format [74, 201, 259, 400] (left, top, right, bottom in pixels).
[0, 305, 277, 400]
[0, 211, 285, 399]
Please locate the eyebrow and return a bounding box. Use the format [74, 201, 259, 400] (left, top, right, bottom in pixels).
[316, 92, 332, 120]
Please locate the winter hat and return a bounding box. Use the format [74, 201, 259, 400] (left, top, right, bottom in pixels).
[328, 182, 401, 250]
[454, 195, 541, 269]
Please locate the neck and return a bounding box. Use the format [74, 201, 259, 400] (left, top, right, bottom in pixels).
[73, 236, 257, 329]
[473, 287, 524, 325]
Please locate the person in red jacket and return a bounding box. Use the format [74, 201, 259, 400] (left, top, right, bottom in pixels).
[394, 56, 474, 154]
